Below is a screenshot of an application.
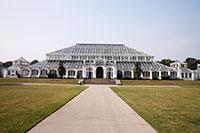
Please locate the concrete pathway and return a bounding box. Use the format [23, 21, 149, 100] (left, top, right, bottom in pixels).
[28, 85, 156, 133]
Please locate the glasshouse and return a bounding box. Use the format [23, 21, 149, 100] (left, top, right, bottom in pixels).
[3, 43, 200, 80]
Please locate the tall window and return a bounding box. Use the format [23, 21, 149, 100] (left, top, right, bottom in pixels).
[68, 70, 75, 76]
[189, 73, 192, 78]
[185, 73, 188, 78]
[107, 68, 113, 79]
[143, 71, 150, 77]
[152, 71, 159, 78]
[117, 70, 123, 79]
[31, 69, 38, 75]
[124, 71, 132, 78]
[22, 69, 29, 76]
[86, 67, 93, 79]
[182, 73, 184, 78]
[77, 70, 82, 78]
[41, 70, 47, 75]
[170, 72, 177, 78]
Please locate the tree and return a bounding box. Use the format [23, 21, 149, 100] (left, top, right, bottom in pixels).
[30, 60, 39, 65]
[185, 57, 199, 70]
[3, 61, 12, 68]
[159, 59, 174, 66]
[0, 62, 3, 77]
[58, 62, 66, 79]
[134, 62, 143, 80]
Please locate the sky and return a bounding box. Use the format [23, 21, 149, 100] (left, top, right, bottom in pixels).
[0, 0, 200, 62]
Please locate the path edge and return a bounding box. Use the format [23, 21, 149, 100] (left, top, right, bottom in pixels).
[25, 86, 88, 133]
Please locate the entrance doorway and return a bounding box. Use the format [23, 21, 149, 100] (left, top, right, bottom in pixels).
[96, 67, 104, 78]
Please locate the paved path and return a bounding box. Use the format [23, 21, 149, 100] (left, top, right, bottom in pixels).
[28, 85, 156, 133]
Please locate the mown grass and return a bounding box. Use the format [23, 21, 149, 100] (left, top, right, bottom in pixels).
[121, 80, 200, 86]
[112, 86, 200, 133]
[0, 84, 86, 133]
[0, 78, 78, 85]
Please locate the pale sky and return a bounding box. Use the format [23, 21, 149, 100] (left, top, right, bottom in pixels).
[0, 0, 200, 62]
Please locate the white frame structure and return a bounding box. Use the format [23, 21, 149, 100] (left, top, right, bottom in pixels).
[3, 43, 200, 80]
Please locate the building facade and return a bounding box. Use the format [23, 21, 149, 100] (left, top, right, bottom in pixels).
[3, 43, 200, 80]
[5, 57, 30, 78]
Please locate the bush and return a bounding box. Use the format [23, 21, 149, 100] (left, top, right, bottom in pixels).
[161, 75, 170, 80]
[117, 73, 123, 79]
[133, 77, 143, 80]
[122, 77, 132, 80]
[170, 77, 182, 80]
[48, 73, 57, 78]
[152, 75, 159, 80]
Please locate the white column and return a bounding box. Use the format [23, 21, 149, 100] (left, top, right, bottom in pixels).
[159, 71, 162, 80]
[177, 69, 182, 79]
[103, 67, 106, 79]
[113, 67, 117, 79]
[82, 66, 86, 78]
[168, 71, 170, 76]
[3, 69, 7, 78]
[140, 72, 143, 79]
[150, 70, 152, 80]
[28, 69, 31, 77]
[65, 70, 68, 78]
[131, 71, 134, 79]
[74, 70, 77, 78]
[37, 69, 40, 78]
[192, 72, 195, 80]
[93, 67, 96, 78]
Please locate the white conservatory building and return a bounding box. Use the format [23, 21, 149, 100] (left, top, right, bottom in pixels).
[4, 43, 199, 80]
[4, 57, 30, 78]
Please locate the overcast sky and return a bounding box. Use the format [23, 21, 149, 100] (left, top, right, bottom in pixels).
[0, 0, 200, 62]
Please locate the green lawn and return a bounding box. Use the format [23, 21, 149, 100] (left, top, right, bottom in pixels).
[112, 85, 200, 133]
[0, 84, 86, 133]
[0, 78, 78, 85]
[121, 80, 200, 86]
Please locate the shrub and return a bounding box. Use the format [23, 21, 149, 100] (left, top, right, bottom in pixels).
[123, 77, 132, 80]
[117, 73, 123, 79]
[48, 73, 57, 78]
[161, 75, 170, 80]
[170, 77, 182, 80]
[152, 75, 159, 80]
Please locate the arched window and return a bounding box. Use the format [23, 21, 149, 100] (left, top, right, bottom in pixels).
[31, 69, 38, 76]
[40, 70, 48, 76]
[143, 71, 150, 77]
[68, 70, 75, 76]
[22, 69, 29, 76]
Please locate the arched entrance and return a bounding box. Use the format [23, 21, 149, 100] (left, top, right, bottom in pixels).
[96, 67, 104, 78]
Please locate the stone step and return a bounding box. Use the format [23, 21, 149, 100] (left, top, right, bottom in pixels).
[83, 79, 116, 85]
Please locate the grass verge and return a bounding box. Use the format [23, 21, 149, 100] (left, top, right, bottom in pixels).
[112, 85, 200, 133]
[0, 84, 86, 133]
[0, 78, 78, 85]
[121, 80, 200, 86]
